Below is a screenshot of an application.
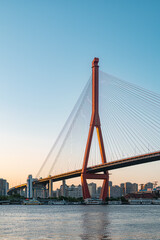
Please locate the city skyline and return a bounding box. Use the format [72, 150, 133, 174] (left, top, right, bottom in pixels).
[0, 1, 160, 187]
[3, 175, 157, 199]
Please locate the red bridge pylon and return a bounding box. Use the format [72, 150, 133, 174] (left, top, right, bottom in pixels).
[81, 58, 109, 201]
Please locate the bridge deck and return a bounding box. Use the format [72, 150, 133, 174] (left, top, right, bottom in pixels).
[8, 151, 160, 193]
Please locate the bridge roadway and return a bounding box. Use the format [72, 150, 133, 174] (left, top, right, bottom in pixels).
[8, 151, 160, 193]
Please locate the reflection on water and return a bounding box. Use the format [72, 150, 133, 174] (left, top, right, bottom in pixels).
[0, 205, 160, 240]
[80, 209, 111, 240]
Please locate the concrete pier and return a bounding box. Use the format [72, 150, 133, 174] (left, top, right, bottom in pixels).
[48, 179, 53, 197]
[62, 179, 66, 197]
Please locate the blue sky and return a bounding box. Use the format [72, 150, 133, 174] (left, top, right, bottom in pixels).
[0, 0, 160, 187]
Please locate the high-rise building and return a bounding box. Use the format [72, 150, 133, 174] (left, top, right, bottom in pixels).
[88, 182, 97, 198]
[67, 184, 82, 198]
[120, 183, 125, 196]
[33, 184, 46, 198]
[124, 182, 132, 194]
[0, 178, 9, 196]
[122, 182, 138, 195]
[60, 182, 68, 197]
[109, 185, 121, 198]
[97, 186, 102, 198]
[131, 183, 138, 193]
[68, 184, 76, 198]
[56, 188, 61, 198]
[77, 184, 83, 198]
[27, 175, 33, 198]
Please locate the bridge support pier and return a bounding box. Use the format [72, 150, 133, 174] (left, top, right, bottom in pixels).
[20, 188, 24, 197]
[24, 187, 27, 198]
[42, 185, 47, 198]
[81, 58, 109, 202]
[62, 179, 66, 197]
[48, 179, 53, 198]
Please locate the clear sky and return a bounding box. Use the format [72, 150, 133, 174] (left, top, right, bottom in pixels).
[0, 0, 160, 188]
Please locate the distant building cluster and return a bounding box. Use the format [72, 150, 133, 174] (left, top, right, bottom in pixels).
[5, 174, 160, 200]
[125, 182, 160, 200]
[108, 182, 138, 198]
[53, 181, 139, 199]
[55, 183, 83, 198]
[0, 178, 9, 196]
[23, 178, 102, 199]
[53, 181, 159, 199]
[52, 182, 101, 199]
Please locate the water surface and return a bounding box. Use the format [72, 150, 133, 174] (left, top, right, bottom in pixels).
[0, 205, 160, 240]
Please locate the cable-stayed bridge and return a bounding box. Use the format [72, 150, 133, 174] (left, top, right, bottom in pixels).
[8, 58, 160, 200]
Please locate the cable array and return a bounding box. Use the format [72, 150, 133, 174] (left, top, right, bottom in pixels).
[100, 71, 160, 162]
[36, 76, 92, 178]
[36, 71, 160, 178]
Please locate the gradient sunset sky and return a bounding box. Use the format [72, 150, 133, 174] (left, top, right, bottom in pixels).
[0, 0, 160, 188]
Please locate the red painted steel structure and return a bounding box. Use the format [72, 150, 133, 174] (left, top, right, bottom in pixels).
[81, 58, 109, 201]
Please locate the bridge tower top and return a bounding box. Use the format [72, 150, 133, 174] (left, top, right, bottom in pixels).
[92, 57, 99, 67]
[91, 57, 100, 126]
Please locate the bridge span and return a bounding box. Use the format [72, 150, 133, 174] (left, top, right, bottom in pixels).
[8, 151, 160, 194]
[7, 58, 160, 199]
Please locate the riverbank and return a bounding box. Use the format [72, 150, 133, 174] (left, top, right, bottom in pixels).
[1, 198, 160, 205]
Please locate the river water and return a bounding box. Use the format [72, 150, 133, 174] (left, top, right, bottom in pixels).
[0, 205, 160, 240]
